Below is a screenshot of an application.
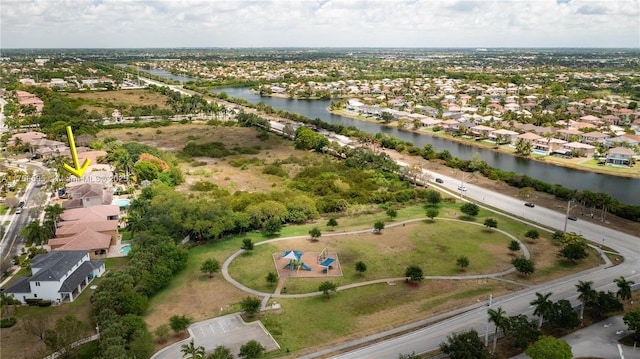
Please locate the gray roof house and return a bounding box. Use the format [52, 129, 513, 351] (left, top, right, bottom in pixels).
[2, 250, 105, 303]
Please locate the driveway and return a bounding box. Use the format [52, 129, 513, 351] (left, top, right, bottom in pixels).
[151, 313, 279, 359]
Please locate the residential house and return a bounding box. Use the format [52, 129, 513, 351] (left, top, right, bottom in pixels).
[490, 129, 519, 145]
[561, 142, 596, 157]
[62, 183, 113, 209]
[516, 132, 543, 145]
[2, 250, 105, 303]
[580, 131, 610, 145]
[557, 129, 584, 142]
[470, 125, 496, 139]
[605, 135, 639, 149]
[50, 220, 120, 257]
[605, 147, 635, 166]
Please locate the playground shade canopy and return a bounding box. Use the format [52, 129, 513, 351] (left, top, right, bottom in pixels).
[283, 250, 302, 261]
[319, 258, 335, 267]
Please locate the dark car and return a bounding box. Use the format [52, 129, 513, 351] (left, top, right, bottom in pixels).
[567, 215, 578, 221]
[524, 202, 535, 208]
[435, 178, 444, 184]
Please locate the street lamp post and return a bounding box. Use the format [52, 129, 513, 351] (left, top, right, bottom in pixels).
[563, 200, 578, 236]
[484, 293, 493, 347]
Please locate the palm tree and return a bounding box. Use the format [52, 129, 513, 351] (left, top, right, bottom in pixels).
[44, 204, 64, 228]
[126, 211, 147, 237]
[614, 276, 635, 302]
[487, 307, 507, 355]
[181, 339, 205, 359]
[530, 292, 554, 329]
[575, 280, 596, 323]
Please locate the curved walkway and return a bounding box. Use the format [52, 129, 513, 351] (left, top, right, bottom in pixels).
[221, 217, 536, 304]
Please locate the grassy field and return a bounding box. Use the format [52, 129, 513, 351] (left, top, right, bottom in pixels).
[62, 89, 171, 115]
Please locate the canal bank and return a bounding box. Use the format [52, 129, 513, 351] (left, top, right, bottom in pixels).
[211, 87, 640, 206]
[327, 108, 640, 179]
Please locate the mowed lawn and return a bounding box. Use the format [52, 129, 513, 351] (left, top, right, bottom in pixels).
[229, 220, 515, 294]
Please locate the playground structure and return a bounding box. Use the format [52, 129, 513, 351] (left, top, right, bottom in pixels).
[273, 249, 342, 278]
[282, 250, 312, 273]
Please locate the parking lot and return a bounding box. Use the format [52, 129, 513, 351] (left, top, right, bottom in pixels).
[151, 313, 280, 358]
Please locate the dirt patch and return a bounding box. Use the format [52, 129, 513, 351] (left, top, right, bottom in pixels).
[63, 89, 171, 114]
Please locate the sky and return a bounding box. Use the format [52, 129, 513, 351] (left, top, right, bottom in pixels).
[1, 0, 639, 49]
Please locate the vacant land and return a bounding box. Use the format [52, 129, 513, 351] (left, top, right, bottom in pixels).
[63, 89, 170, 115]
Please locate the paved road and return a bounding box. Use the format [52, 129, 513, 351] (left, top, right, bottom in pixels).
[315, 179, 640, 358]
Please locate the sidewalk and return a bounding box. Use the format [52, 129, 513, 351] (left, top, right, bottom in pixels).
[511, 315, 640, 359]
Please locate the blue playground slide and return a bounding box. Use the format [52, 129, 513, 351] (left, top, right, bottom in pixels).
[300, 263, 312, 271]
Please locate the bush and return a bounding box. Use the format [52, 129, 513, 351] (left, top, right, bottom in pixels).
[0, 317, 17, 328]
[25, 298, 42, 306]
[38, 300, 53, 307]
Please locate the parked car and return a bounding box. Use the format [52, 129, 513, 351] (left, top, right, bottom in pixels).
[567, 215, 578, 221]
[524, 202, 535, 208]
[15, 208, 22, 214]
[435, 178, 444, 184]
[18, 200, 25, 208]
[458, 185, 467, 191]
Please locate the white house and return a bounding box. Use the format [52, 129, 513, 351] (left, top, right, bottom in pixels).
[3, 250, 105, 303]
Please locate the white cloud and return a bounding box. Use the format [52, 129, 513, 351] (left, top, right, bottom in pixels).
[0, 0, 638, 48]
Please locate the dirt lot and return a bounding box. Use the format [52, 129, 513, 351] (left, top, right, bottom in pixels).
[63, 89, 171, 115]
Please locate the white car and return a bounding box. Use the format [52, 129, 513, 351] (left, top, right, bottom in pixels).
[458, 185, 467, 192]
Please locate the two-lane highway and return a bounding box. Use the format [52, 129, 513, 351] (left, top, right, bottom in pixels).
[322, 169, 639, 358]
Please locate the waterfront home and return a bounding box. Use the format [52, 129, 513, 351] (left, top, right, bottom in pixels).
[490, 129, 519, 145]
[516, 132, 543, 145]
[470, 125, 496, 140]
[605, 147, 635, 166]
[561, 142, 596, 157]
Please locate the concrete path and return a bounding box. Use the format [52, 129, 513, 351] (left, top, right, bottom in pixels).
[221, 217, 543, 305]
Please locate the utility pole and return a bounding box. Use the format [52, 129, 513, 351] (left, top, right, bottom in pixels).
[484, 293, 493, 347]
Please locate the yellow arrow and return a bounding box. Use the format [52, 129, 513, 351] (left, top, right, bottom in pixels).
[63, 126, 91, 178]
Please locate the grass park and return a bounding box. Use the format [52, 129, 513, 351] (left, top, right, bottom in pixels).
[143, 200, 602, 358]
[0, 109, 625, 358]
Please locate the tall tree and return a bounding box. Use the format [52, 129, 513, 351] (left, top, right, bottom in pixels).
[530, 292, 554, 329]
[439, 329, 489, 359]
[575, 280, 596, 322]
[487, 307, 507, 355]
[614, 276, 635, 302]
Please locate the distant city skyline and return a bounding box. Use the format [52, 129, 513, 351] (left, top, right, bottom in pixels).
[1, 0, 638, 49]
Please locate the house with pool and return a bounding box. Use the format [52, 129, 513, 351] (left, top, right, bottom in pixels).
[47, 205, 121, 259]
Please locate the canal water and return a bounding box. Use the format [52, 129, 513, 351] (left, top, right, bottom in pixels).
[213, 87, 639, 205]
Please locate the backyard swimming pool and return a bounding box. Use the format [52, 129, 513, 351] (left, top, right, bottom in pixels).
[120, 244, 132, 255]
[113, 198, 131, 208]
